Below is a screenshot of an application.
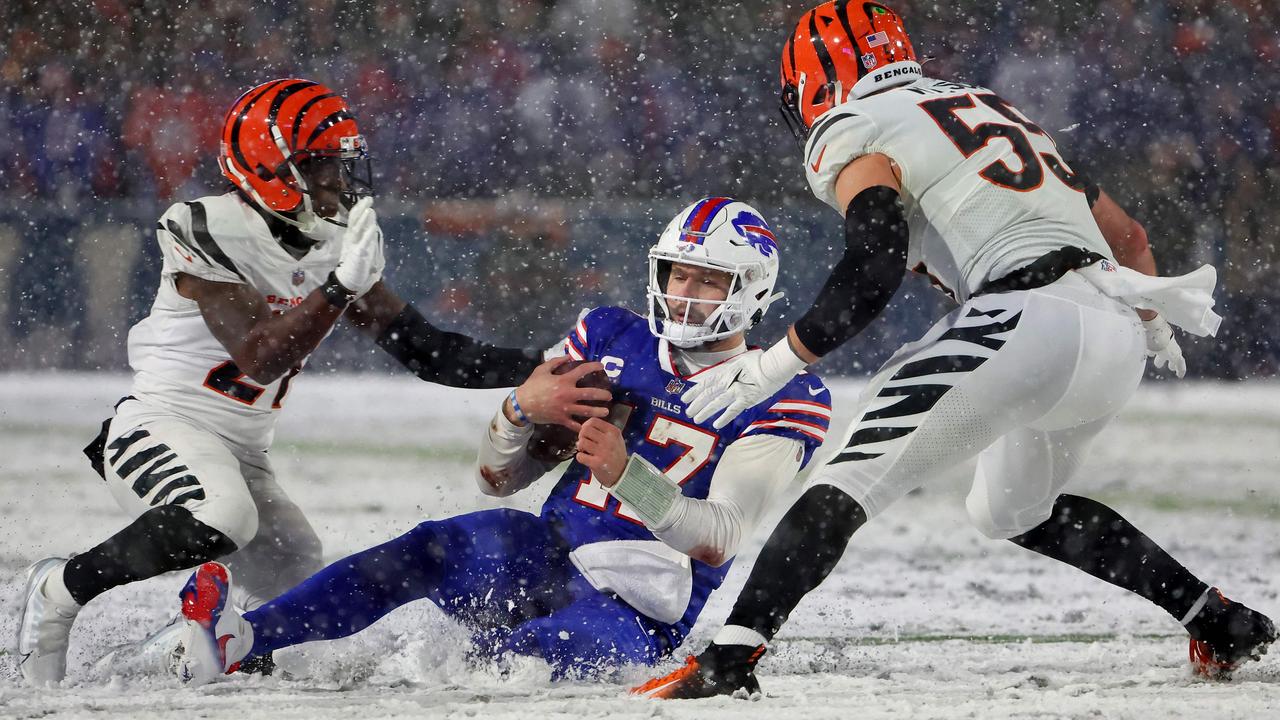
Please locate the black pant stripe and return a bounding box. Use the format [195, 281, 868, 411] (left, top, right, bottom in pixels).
[892, 354, 988, 381]
[167, 488, 207, 506]
[131, 454, 188, 497]
[106, 429, 150, 465]
[846, 425, 917, 447]
[863, 383, 950, 422]
[830, 451, 884, 464]
[150, 476, 202, 507]
[936, 310, 1022, 351]
[114, 444, 170, 477]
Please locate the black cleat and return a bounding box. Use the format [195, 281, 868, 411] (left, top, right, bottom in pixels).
[1187, 589, 1277, 679]
[632, 643, 766, 699]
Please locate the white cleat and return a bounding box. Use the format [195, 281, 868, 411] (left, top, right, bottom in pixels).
[91, 614, 186, 681]
[172, 562, 253, 687]
[17, 557, 82, 687]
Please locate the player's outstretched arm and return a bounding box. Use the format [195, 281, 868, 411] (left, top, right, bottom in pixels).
[683, 154, 909, 428]
[345, 281, 543, 388]
[182, 273, 347, 384]
[180, 195, 389, 384]
[476, 357, 612, 496]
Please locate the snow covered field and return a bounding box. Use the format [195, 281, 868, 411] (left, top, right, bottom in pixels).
[2, 373, 1279, 718]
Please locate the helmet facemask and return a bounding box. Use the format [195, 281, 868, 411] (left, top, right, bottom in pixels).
[274, 131, 373, 230]
[645, 254, 752, 348]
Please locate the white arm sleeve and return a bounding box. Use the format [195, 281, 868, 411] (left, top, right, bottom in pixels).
[473, 404, 555, 497]
[642, 434, 803, 567]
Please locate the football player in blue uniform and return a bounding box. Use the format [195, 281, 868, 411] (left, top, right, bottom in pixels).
[168, 197, 833, 684]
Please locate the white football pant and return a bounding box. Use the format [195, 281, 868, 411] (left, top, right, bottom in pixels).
[102, 398, 322, 607]
[810, 271, 1147, 539]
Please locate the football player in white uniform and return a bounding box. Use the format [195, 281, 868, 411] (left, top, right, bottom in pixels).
[635, 2, 1275, 699]
[17, 79, 599, 687]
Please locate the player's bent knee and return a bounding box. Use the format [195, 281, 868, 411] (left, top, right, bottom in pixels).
[965, 496, 1043, 540]
[189, 497, 260, 549]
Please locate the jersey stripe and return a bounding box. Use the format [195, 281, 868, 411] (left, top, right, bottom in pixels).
[769, 399, 832, 418]
[807, 112, 857, 159]
[751, 415, 828, 432]
[159, 221, 214, 267]
[184, 201, 247, 281]
[564, 338, 585, 361]
[746, 418, 826, 442]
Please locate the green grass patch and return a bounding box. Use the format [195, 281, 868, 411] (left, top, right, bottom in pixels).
[784, 632, 1177, 647]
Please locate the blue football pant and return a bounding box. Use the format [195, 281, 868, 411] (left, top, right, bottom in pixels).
[242, 509, 680, 677]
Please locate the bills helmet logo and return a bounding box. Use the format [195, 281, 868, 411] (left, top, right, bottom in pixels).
[730, 211, 778, 257]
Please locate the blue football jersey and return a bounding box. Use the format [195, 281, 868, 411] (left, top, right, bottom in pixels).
[541, 306, 832, 625]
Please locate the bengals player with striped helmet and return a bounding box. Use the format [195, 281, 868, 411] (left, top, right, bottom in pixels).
[17, 79, 611, 686]
[633, 1, 1274, 699]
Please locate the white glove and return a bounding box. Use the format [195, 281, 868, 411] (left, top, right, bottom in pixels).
[333, 197, 385, 298]
[1142, 315, 1186, 378]
[682, 337, 809, 429]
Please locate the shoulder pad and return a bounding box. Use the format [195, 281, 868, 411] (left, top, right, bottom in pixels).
[803, 109, 880, 214]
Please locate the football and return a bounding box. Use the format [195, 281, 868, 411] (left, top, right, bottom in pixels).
[526, 360, 615, 463]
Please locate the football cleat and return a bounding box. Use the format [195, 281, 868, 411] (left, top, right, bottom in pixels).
[91, 614, 186, 681]
[173, 562, 253, 686]
[631, 643, 766, 699]
[1187, 588, 1277, 679]
[17, 557, 82, 687]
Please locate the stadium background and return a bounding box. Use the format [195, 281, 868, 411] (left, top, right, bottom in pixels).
[1, 0, 1276, 377]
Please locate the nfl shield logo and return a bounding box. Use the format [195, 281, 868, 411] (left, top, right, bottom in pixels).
[861, 52, 877, 69]
[665, 378, 686, 395]
[292, 268, 305, 286]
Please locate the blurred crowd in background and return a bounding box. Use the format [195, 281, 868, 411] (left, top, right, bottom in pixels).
[1, 0, 1278, 377]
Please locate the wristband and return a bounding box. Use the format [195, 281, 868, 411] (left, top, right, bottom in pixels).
[610, 455, 682, 527]
[320, 271, 356, 308]
[760, 336, 809, 381]
[507, 389, 530, 425]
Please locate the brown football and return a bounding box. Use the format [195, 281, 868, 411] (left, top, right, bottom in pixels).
[526, 360, 615, 463]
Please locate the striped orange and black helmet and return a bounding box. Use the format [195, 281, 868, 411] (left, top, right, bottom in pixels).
[219, 79, 371, 225]
[780, 2, 919, 143]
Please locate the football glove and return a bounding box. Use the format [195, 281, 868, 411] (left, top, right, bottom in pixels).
[333, 197, 385, 298]
[682, 338, 809, 429]
[1142, 315, 1185, 378]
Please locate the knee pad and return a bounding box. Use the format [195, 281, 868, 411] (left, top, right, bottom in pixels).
[189, 496, 259, 549]
[966, 493, 1053, 540]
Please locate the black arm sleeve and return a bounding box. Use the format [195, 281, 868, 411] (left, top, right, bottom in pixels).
[375, 304, 541, 388]
[792, 185, 909, 358]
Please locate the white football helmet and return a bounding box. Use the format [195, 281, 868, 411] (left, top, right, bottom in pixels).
[647, 197, 784, 348]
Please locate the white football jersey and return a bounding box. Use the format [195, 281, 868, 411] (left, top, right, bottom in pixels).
[127, 192, 347, 451]
[803, 76, 1113, 302]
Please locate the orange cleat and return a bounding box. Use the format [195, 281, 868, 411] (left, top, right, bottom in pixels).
[632, 644, 766, 699]
[1187, 589, 1277, 679]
